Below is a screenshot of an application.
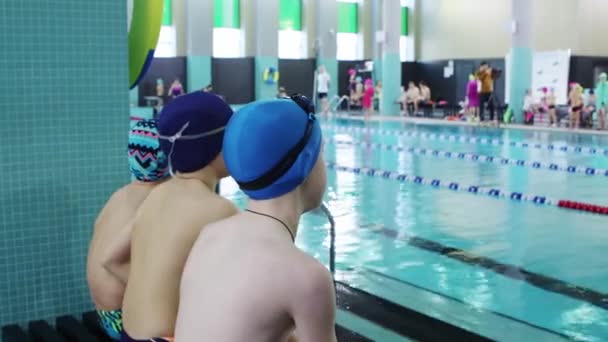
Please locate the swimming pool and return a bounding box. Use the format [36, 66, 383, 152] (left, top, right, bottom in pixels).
[221, 119, 608, 342]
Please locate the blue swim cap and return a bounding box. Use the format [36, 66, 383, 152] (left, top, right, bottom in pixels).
[158, 92, 233, 173]
[223, 97, 322, 200]
[128, 119, 169, 182]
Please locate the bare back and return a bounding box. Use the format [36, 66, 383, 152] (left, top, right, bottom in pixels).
[87, 183, 154, 310]
[175, 213, 336, 342]
[570, 91, 583, 107]
[122, 178, 237, 339]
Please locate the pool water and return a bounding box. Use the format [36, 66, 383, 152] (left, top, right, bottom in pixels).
[221, 119, 608, 342]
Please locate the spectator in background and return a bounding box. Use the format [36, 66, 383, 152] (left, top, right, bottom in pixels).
[476, 62, 496, 124]
[317, 66, 331, 115]
[362, 78, 375, 121]
[350, 77, 364, 108]
[155, 78, 165, 114]
[466, 74, 480, 121]
[374, 81, 383, 111]
[547, 88, 557, 127]
[595, 73, 608, 130]
[419, 81, 431, 104]
[404, 81, 421, 116]
[523, 89, 536, 125]
[156, 79, 165, 98]
[277, 86, 288, 99]
[581, 89, 597, 128]
[168, 79, 184, 99]
[569, 84, 583, 129]
[348, 68, 357, 98]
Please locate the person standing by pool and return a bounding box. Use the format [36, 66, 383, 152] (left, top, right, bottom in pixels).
[317, 66, 331, 116]
[374, 80, 383, 111]
[466, 74, 480, 121]
[569, 84, 583, 129]
[476, 62, 497, 125]
[168, 78, 184, 100]
[362, 78, 375, 120]
[547, 88, 558, 127]
[582, 89, 597, 128]
[595, 73, 608, 130]
[175, 96, 336, 342]
[523, 89, 536, 125]
[87, 119, 169, 340]
[103, 92, 238, 342]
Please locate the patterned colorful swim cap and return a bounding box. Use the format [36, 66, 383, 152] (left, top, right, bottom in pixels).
[128, 119, 170, 182]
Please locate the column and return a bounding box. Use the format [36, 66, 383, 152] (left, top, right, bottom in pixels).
[185, 0, 213, 92]
[509, 0, 533, 123]
[315, 0, 338, 101]
[362, 0, 374, 61]
[245, 0, 279, 100]
[381, 0, 401, 115]
[371, 0, 382, 82]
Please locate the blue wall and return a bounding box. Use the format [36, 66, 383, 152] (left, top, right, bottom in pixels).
[0, 0, 129, 327]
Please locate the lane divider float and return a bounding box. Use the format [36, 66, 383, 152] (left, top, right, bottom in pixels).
[326, 162, 608, 216]
[322, 125, 608, 157]
[329, 139, 608, 177]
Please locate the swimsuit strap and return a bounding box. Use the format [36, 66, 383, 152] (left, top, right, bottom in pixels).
[245, 209, 295, 242]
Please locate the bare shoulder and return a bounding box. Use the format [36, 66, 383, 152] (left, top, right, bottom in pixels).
[94, 185, 130, 226]
[287, 249, 336, 334]
[290, 250, 334, 296]
[205, 195, 239, 220]
[180, 194, 239, 232]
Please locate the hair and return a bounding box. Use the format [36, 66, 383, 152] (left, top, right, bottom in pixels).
[420, 81, 426, 86]
[590, 89, 595, 95]
[480, 61, 488, 66]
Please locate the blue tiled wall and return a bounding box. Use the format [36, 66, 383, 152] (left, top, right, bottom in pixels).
[0, 0, 130, 328]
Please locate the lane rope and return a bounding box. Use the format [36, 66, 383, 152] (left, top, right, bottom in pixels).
[322, 125, 608, 157]
[329, 139, 608, 177]
[326, 162, 608, 216]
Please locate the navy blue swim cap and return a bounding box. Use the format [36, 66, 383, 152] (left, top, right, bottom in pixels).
[223, 98, 322, 200]
[158, 92, 233, 173]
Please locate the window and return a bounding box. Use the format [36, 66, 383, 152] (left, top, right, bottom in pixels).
[400, 0, 414, 61]
[213, 0, 244, 58]
[154, 0, 176, 57]
[337, 0, 362, 61]
[278, 0, 307, 59]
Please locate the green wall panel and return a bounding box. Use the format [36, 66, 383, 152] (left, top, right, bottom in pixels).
[401, 6, 409, 36]
[338, 2, 358, 34]
[280, 0, 302, 31]
[214, 0, 240, 29]
[162, 0, 172, 26]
